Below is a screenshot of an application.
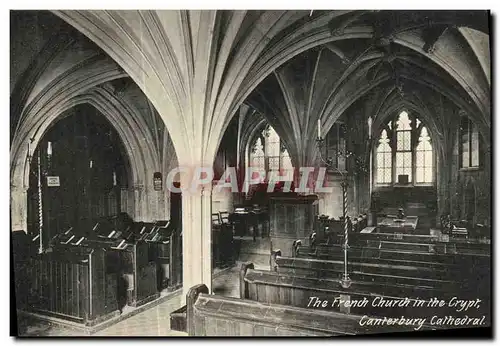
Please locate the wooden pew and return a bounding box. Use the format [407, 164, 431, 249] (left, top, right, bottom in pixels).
[294, 234, 490, 266]
[240, 263, 488, 321]
[145, 221, 183, 291]
[184, 284, 431, 336]
[81, 237, 158, 307]
[25, 247, 119, 326]
[274, 254, 459, 289]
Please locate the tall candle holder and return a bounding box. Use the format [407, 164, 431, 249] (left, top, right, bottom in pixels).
[26, 138, 52, 254]
[315, 135, 351, 288]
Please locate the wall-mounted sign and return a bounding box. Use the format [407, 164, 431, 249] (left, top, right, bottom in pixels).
[153, 172, 162, 191]
[47, 176, 60, 187]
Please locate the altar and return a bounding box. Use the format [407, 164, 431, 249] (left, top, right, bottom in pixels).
[377, 216, 419, 233]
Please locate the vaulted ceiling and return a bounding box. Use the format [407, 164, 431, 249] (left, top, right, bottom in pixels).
[10, 10, 491, 177]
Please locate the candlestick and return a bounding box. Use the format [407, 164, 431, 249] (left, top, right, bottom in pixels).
[47, 141, 52, 156]
[317, 119, 321, 138]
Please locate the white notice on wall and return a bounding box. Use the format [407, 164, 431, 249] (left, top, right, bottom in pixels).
[46, 176, 60, 187]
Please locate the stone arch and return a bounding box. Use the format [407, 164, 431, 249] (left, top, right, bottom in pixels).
[10, 88, 161, 231]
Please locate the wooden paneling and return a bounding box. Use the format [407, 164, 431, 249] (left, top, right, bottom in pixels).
[269, 195, 318, 256]
[185, 285, 433, 336]
[25, 248, 118, 325]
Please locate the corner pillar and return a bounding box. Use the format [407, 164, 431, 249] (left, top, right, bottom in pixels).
[182, 184, 213, 302]
[11, 185, 29, 233]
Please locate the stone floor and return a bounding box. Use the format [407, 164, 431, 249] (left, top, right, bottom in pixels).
[15, 265, 247, 337]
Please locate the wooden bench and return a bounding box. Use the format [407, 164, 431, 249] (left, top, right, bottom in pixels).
[183, 284, 431, 336]
[293, 242, 455, 271]
[274, 254, 459, 288]
[295, 237, 490, 268]
[240, 263, 487, 320]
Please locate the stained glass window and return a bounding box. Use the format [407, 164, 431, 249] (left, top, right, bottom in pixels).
[376, 130, 392, 183]
[416, 127, 433, 183]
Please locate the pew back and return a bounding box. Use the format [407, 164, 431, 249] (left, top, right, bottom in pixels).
[186, 284, 423, 336]
[25, 247, 119, 325]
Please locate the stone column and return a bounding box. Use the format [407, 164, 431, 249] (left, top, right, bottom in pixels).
[181, 183, 213, 302]
[11, 185, 29, 232]
[131, 184, 143, 221]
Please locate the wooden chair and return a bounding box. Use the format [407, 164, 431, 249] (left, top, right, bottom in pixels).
[211, 213, 221, 226]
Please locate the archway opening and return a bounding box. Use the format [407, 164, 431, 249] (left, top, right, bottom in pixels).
[26, 103, 130, 244]
[371, 110, 437, 229]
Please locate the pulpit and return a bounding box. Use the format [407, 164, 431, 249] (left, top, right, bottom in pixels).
[268, 195, 318, 256]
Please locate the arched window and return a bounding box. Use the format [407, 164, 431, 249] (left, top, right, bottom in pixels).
[375, 110, 434, 185]
[250, 137, 265, 170]
[415, 127, 433, 183]
[376, 130, 392, 183]
[395, 111, 412, 183]
[248, 125, 293, 181]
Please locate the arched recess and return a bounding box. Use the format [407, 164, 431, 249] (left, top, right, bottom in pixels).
[11, 87, 161, 232]
[368, 101, 441, 225]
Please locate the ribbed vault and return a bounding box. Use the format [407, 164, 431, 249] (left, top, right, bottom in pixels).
[11, 9, 491, 297]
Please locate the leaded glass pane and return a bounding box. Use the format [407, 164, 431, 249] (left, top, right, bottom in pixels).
[376, 130, 392, 184]
[384, 153, 392, 166]
[416, 167, 424, 183]
[252, 156, 265, 169]
[268, 156, 280, 171]
[425, 151, 432, 165]
[377, 155, 384, 168]
[267, 139, 280, 157]
[424, 168, 432, 183]
[397, 131, 411, 151]
[281, 150, 293, 170]
[416, 151, 424, 167]
[396, 152, 412, 182]
[380, 168, 391, 183]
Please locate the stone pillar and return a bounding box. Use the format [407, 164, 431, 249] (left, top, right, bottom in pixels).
[121, 187, 131, 216]
[164, 189, 171, 220]
[132, 184, 143, 221]
[11, 185, 28, 232]
[182, 184, 212, 302]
